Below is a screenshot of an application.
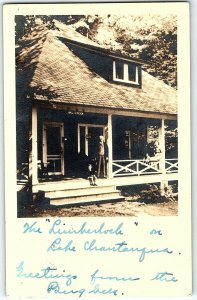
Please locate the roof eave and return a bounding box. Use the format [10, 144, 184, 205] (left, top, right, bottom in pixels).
[33, 99, 177, 120]
[59, 36, 146, 65]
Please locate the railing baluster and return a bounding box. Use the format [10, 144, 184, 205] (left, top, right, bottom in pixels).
[165, 159, 178, 173]
[137, 160, 139, 176]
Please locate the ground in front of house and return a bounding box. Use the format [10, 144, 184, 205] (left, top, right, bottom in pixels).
[18, 199, 178, 218]
[17, 183, 178, 217]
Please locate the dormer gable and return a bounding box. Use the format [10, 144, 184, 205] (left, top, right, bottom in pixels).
[59, 36, 143, 88]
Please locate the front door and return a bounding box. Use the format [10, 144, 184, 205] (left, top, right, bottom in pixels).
[78, 124, 105, 158]
[43, 122, 64, 175]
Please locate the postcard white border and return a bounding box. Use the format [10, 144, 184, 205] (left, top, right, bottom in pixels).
[0, 1, 196, 298]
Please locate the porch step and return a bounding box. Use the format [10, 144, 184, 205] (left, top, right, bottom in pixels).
[45, 185, 116, 198]
[40, 185, 124, 206]
[34, 180, 115, 193]
[49, 194, 125, 206]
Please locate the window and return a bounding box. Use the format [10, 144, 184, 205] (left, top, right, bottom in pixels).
[128, 64, 136, 82]
[113, 61, 139, 85]
[115, 61, 124, 80]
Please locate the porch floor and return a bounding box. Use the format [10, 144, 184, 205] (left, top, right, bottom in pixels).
[32, 173, 178, 193]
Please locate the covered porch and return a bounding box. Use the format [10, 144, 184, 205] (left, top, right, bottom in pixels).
[28, 102, 178, 194]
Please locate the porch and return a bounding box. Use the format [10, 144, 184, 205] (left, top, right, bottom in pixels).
[21, 102, 178, 203]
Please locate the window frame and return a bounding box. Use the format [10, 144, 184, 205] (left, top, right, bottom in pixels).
[113, 60, 139, 85]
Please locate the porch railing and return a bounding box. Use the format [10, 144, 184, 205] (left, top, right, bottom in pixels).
[165, 159, 178, 174]
[112, 158, 178, 177]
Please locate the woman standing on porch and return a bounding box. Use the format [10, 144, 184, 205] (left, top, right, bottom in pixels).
[97, 136, 108, 178]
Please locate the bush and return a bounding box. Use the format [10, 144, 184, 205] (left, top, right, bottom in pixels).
[120, 182, 178, 204]
[139, 183, 178, 204]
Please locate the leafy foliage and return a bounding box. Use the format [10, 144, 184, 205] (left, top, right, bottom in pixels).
[138, 183, 178, 204]
[120, 182, 178, 204]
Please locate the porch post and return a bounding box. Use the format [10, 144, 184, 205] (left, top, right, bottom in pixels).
[159, 118, 168, 192]
[29, 105, 38, 186]
[85, 126, 88, 156]
[159, 118, 166, 174]
[107, 114, 113, 178]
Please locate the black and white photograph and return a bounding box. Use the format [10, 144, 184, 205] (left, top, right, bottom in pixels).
[3, 3, 192, 298]
[16, 13, 178, 217]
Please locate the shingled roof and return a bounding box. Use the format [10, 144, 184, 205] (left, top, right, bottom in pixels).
[16, 22, 177, 116]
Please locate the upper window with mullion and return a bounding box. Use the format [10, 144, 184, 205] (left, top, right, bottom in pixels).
[113, 60, 139, 85]
[128, 63, 137, 82]
[115, 61, 124, 80]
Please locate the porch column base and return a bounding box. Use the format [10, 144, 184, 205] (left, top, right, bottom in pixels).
[160, 180, 168, 195]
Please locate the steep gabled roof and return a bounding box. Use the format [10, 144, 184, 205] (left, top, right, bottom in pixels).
[16, 22, 177, 116]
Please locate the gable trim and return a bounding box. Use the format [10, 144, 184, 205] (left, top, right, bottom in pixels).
[59, 36, 146, 65]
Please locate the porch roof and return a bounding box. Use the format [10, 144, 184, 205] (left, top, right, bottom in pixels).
[16, 22, 177, 117]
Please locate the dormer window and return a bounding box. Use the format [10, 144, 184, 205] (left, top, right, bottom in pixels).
[113, 61, 140, 85]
